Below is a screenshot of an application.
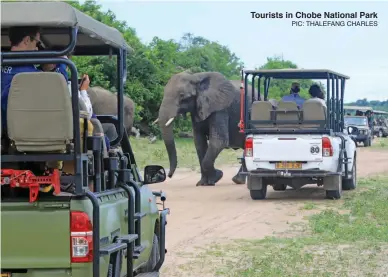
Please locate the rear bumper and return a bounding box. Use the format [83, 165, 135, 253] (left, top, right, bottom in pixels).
[242, 169, 340, 178]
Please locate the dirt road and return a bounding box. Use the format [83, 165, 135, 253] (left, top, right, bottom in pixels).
[153, 147, 387, 276]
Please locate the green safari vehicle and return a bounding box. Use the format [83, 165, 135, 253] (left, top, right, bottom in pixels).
[1, 2, 169, 277]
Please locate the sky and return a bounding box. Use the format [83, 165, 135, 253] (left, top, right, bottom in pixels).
[96, 0, 388, 102]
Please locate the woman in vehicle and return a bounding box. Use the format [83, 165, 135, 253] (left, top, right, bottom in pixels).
[308, 84, 326, 105]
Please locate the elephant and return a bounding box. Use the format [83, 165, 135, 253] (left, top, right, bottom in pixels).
[87, 86, 135, 136]
[154, 71, 253, 186]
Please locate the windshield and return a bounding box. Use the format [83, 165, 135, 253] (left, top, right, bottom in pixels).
[344, 116, 368, 126]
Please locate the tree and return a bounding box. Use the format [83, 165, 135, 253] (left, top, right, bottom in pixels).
[347, 99, 388, 111]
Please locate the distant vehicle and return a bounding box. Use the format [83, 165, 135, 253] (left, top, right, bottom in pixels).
[344, 105, 375, 138]
[240, 69, 357, 200]
[373, 110, 388, 137]
[344, 115, 372, 146]
[1, 2, 168, 277]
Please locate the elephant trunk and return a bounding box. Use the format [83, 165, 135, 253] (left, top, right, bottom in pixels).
[159, 122, 177, 178]
[158, 103, 179, 178]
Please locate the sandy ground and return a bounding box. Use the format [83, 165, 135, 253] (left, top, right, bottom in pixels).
[152, 147, 388, 276]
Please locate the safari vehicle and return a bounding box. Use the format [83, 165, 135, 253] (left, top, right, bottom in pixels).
[239, 69, 357, 200]
[1, 2, 168, 277]
[344, 115, 373, 146]
[373, 110, 388, 137]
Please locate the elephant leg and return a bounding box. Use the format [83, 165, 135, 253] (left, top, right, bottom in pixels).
[192, 126, 209, 186]
[199, 112, 229, 186]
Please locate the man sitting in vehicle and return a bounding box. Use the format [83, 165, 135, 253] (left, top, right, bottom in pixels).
[365, 110, 374, 129]
[281, 82, 305, 108]
[1, 26, 68, 131]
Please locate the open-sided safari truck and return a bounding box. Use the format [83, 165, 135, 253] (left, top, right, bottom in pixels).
[344, 115, 373, 147]
[1, 2, 168, 277]
[344, 105, 374, 146]
[239, 69, 357, 200]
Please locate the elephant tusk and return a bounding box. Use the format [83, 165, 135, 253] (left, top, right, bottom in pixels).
[165, 117, 175, 127]
[152, 118, 159, 125]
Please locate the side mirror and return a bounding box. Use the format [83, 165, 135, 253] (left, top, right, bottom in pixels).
[144, 165, 166, 185]
[347, 126, 353, 134]
[347, 126, 359, 135]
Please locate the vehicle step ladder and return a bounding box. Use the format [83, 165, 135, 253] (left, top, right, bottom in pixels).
[118, 234, 138, 244]
[100, 242, 128, 256]
[133, 245, 146, 259]
[135, 212, 146, 220]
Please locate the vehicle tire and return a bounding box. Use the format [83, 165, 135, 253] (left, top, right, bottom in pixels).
[325, 189, 342, 200]
[272, 184, 287, 191]
[325, 177, 342, 200]
[363, 138, 371, 147]
[247, 176, 267, 200]
[138, 234, 160, 273]
[250, 187, 267, 200]
[342, 155, 357, 190]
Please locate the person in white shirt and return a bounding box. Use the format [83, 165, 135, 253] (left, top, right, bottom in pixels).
[67, 74, 93, 119]
[308, 84, 326, 106]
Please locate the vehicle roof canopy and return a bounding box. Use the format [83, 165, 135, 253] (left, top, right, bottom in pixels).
[1, 1, 132, 55]
[244, 69, 350, 80]
[344, 106, 373, 111]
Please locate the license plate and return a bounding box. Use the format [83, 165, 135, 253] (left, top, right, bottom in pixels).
[275, 162, 302, 169]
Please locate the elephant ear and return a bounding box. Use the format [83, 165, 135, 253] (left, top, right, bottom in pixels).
[195, 73, 236, 121]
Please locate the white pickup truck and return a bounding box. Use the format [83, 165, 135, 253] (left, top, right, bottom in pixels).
[241, 69, 357, 200]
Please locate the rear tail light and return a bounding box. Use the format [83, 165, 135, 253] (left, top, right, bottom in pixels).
[322, 137, 333, 157]
[245, 137, 253, 157]
[70, 211, 93, 263]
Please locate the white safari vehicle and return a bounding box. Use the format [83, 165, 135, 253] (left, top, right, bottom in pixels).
[240, 69, 357, 200]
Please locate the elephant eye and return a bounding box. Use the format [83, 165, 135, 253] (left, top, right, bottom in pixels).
[178, 90, 186, 99]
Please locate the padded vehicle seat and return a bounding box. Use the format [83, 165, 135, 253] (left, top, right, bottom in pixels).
[268, 99, 278, 109]
[276, 101, 300, 128]
[89, 118, 109, 158]
[7, 72, 97, 173]
[302, 98, 327, 128]
[7, 72, 73, 152]
[250, 101, 274, 128]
